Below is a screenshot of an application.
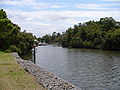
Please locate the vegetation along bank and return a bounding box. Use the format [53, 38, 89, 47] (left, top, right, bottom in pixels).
[40, 17, 120, 51]
[13, 52, 82, 90]
[0, 9, 36, 59]
[1, 9, 120, 60]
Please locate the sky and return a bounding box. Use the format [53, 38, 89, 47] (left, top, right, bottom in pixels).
[0, 0, 120, 37]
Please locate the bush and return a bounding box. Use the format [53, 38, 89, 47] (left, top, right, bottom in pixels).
[18, 42, 27, 54]
[6, 45, 21, 54]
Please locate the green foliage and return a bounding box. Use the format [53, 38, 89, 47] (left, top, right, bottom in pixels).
[99, 17, 116, 31]
[0, 9, 35, 56]
[40, 32, 62, 44]
[102, 29, 120, 50]
[41, 17, 120, 51]
[69, 37, 83, 48]
[18, 42, 26, 54]
[41, 34, 52, 43]
[0, 9, 7, 19]
[6, 45, 21, 54]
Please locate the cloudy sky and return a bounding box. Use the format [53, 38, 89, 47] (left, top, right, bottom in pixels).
[0, 0, 120, 37]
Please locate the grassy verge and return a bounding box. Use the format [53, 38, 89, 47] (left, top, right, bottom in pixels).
[0, 52, 46, 90]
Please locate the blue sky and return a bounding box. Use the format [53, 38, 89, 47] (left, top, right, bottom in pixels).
[0, 0, 120, 37]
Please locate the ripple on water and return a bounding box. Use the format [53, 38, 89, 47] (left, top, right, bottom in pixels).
[36, 45, 120, 90]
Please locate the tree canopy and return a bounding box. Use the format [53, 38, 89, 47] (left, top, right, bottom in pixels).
[40, 17, 120, 51]
[0, 9, 35, 56]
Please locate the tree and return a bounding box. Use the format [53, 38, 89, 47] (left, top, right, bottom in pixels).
[99, 17, 116, 31]
[42, 17, 120, 51]
[0, 9, 7, 19]
[0, 9, 35, 58]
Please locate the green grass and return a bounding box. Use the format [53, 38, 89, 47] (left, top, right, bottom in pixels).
[0, 52, 46, 90]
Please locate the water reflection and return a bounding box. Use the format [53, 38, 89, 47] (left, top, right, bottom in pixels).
[36, 45, 120, 90]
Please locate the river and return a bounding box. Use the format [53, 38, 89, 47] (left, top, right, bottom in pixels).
[36, 45, 120, 90]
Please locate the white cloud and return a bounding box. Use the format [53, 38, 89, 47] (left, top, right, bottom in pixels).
[2, 0, 120, 37]
[5, 9, 120, 37]
[1, 0, 119, 11]
[102, 0, 120, 2]
[0, 0, 67, 9]
[76, 4, 106, 10]
[76, 3, 120, 10]
[0, 0, 18, 5]
[0, 0, 50, 9]
[16, 21, 68, 37]
[50, 5, 67, 8]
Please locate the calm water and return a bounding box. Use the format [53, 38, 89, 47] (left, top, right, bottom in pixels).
[36, 45, 120, 90]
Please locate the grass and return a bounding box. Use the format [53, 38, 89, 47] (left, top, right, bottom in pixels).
[0, 52, 46, 90]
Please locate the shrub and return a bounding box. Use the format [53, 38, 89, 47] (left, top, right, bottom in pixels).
[6, 45, 21, 54]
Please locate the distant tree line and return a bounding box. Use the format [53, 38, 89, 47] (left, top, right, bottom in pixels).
[0, 9, 35, 57]
[39, 17, 120, 51]
[38, 32, 62, 44]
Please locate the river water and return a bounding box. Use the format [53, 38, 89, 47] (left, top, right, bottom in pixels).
[36, 45, 120, 90]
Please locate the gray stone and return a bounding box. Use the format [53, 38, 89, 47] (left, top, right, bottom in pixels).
[13, 53, 83, 90]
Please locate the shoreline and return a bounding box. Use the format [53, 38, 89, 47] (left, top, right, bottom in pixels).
[13, 53, 82, 90]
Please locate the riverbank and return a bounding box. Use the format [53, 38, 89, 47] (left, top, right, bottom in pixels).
[36, 45, 120, 90]
[0, 52, 46, 90]
[13, 53, 82, 90]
